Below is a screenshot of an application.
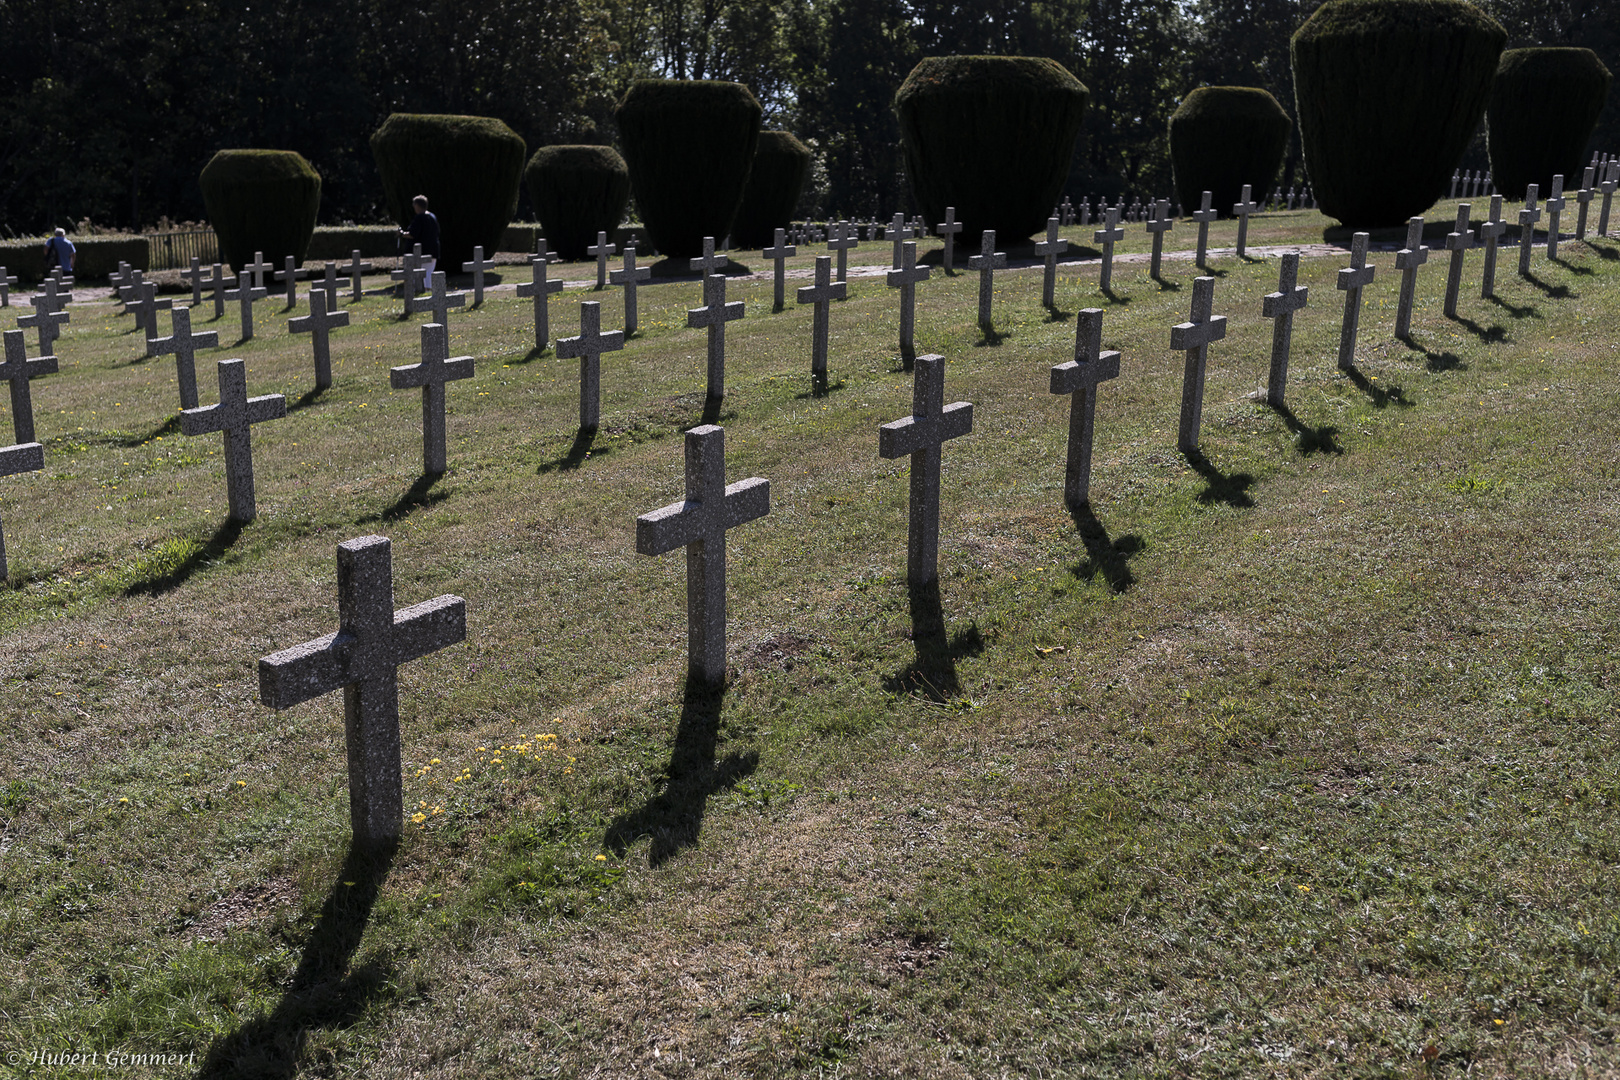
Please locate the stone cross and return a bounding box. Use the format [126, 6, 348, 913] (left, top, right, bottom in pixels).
[556, 300, 625, 431]
[762, 228, 797, 311]
[1232, 184, 1259, 258]
[878, 353, 973, 586]
[1517, 184, 1541, 277]
[180, 358, 287, 522]
[1261, 254, 1308, 406]
[1478, 194, 1508, 299]
[588, 231, 616, 289]
[33, 277, 70, 315]
[1450, 170, 1461, 199]
[342, 250, 374, 301]
[967, 230, 1006, 329]
[274, 258, 306, 307]
[128, 281, 173, 356]
[1050, 309, 1120, 506]
[425, 270, 467, 330]
[152, 307, 220, 410]
[827, 220, 858, 283]
[244, 252, 273, 291]
[1080, 198, 1092, 227]
[609, 246, 652, 332]
[1443, 203, 1475, 318]
[689, 236, 724, 278]
[224, 278, 268, 340]
[1033, 217, 1068, 306]
[1576, 166, 1596, 240]
[1544, 174, 1566, 259]
[516, 244, 563, 349]
[0, 435, 44, 579]
[1145, 199, 1173, 280]
[889, 212, 913, 268]
[460, 246, 495, 305]
[1094, 206, 1125, 291]
[687, 273, 744, 400]
[936, 207, 963, 272]
[796, 255, 846, 379]
[117, 270, 144, 310]
[390, 323, 473, 476]
[1335, 232, 1375, 371]
[887, 240, 931, 363]
[390, 246, 423, 314]
[634, 424, 770, 686]
[1393, 217, 1429, 339]
[0, 266, 16, 307]
[16, 303, 68, 358]
[1170, 276, 1228, 453]
[1, 329, 55, 444]
[205, 262, 234, 319]
[108, 263, 134, 302]
[290, 288, 352, 390]
[312, 261, 342, 309]
[1597, 161, 1619, 237]
[258, 535, 466, 846]
[183, 256, 204, 306]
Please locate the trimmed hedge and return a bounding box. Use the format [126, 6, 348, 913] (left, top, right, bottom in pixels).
[895, 56, 1089, 244]
[0, 236, 149, 283]
[369, 113, 526, 270]
[1292, 0, 1506, 227]
[1487, 48, 1613, 199]
[616, 80, 762, 259]
[731, 132, 812, 249]
[524, 145, 631, 260]
[199, 149, 321, 270]
[1169, 87, 1292, 220]
[306, 226, 400, 261]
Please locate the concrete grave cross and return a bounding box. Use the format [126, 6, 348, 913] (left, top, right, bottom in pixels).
[390, 323, 474, 476]
[1478, 195, 1508, 299]
[313, 261, 342, 309]
[132, 281, 173, 355]
[967, 230, 1007, 329]
[762, 229, 797, 312]
[1443, 203, 1476, 319]
[1598, 161, 1619, 237]
[342, 250, 374, 302]
[796, 254, 847, 378]
[1232, 184, 1259, 258]
[16, 304, 69, 357]
[425, 270, 467, 330]
[1145, 199, 1174, 281]
[936, 207, 964, 272]
[686, 273, 744, 400]
[1080, 198, 1092, 227]
[1450, 170, 1461, 199]
[244, 252, 273, 291]
[117, 270, 144, 310]
[588, 231, 616, 289]
[205, 263, 235, 319]
[889, 212, 913, 268]
[1335, 232, 1375, 371]
[31, 277, 72, 316]
[273, 257, 305, 307]
[556, 300, 626, 431]
[1049, 308, 1121, 506]
[224, 276, 269, 341]
[1093, 206, 1125, 292]
[827, 220, 858, 283]
[461, 246, 496, 305]
[878, 353, 973, 587]
[258, 535, 466, 847]
[1, 329, 56, 444]
[151, 307, 220, 410]
[389, 247, 423, 315]
[107, 262, 133, 302]
[180, 358, 287, 523]
[887, 240, 932, 363]
[1545, 174, 1566, 259]
[634, 425, 770, 686]
[0, 266, 16, 307]
[1033, 217, 1069, 307]
[1170, 276, 1228, 453]
[0, 434, 45, 579]
[515, 243, 563, 349]
[1517, 184, 1541, 278]
[289, 288, 352, 390]
[183, 256, 205, 306]
[609, 246, 653, 332]
[689, 236, 724, 278]
[1576, 166, 1596, 240]
[1261, 253, 1308, 406]
[1393, 217, 1429, 339]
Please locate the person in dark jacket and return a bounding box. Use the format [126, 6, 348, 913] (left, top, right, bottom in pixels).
[399, 194, 440, 288]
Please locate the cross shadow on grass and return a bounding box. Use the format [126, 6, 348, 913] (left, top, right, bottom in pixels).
[883, 579, 985, 703]
[289, 386, 328, 414]
[1522, 270, 1575, 299]
[1340, 363, 1413, 408]
[195, 842, 397, 1080]
[1183, 447, 1255, 508]
[1196, 264, 1227, 278]
[364, 474, 448, 523]
[1549, 255, 1595, 276]
[121, 518, 243, 597]
[1584, 239, 1618, 261]
[537, 428, 613, 473]
[795, 374, 846, 400]
[699, 396, 725, 426]
[1396, 337, 1468, 373]
[1152, 276, 1183, 292]
[974, 323, 1010, 347]
[105, 414, 181, 446]
[1486, 294, 1539, 319]
[1099, 285, 1132, 305]
[1268, 401, 1343, 455]
[506, 344, 550, 366]
[1043, 304, 1075, 323]
[1068, 503, 1142, 593]
[1450, 314, 1508, 343]
[604, 677, 757, 867]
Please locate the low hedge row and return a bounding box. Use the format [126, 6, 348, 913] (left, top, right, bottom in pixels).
[303, 224, 655, 262]
[0, 237, 149, 282]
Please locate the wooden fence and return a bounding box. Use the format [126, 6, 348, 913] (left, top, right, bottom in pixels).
[145, 228, 219, 270]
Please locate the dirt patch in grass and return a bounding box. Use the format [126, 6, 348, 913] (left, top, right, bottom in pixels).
[181, 876, 300, 940]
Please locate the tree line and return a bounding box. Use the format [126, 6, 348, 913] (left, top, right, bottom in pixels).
[0, 0, 1613, 235]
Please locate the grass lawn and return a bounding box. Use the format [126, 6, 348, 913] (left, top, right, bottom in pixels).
[2, 205, 1617, 1078]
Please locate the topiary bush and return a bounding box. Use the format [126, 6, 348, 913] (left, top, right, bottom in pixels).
[1292, 0, 1506, 227]
[1487, 48, 1613, 199]
[199, 150, 321, 271]
[895, 56, 1089, 244]
[616, 80, 762, 259]
[524, 145, 631, 260]
[731, 132, 812, 250]
[1169, 87, 1292, 220]
[369, 114, 526, 270]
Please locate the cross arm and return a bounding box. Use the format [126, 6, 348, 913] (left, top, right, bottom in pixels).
[180, 404, 225, 437]
[556, 330, 625, 358]
[723, 476, 770, 529]
[1262, 286, 1308, 317]
[0, 441, 44, 477]
[878, 402, 973, 459]
[389, 594, 468, 666]
[1050, 351, 1120, 394]
[1169, 315, 1228, 349]
[247, 393, 288, 424]
[636, 499, 703, 555]
[390, 356, 475, 388]
[260, 595, 466, 708]
[885, 265, 931, 287]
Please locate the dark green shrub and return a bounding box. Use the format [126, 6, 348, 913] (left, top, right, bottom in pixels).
[1487, 48, 1612, 199]
[305, 226, 399, 261]
[0, 236, 149, 283]
[895, 56, 1089, 244]
[731, 132, 812, 249]
[1292, 0, 1506, 226]
[198, 150, 321, 270]
[369, 113, 526, 270]
[524, 145, 631, 260]
[1169, 87, 1292, 219]
[615, 80, 762, 259]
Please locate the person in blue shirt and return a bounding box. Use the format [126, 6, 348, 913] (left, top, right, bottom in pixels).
[399, 195, 440, 286]
[44, 228, 75, 274]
